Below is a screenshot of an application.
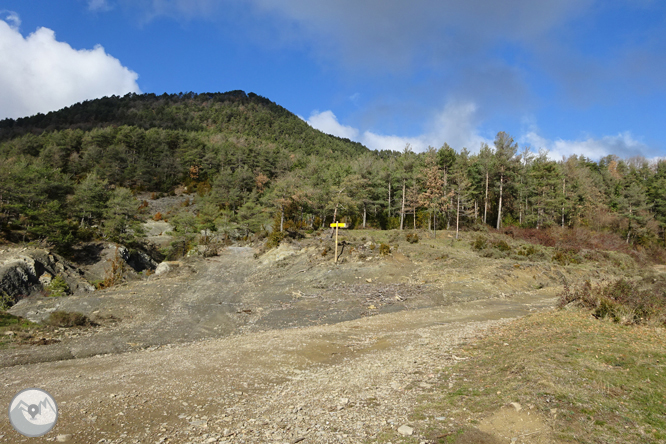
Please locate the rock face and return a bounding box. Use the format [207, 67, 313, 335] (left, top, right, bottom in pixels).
[0, 242, 160, 308]
[72, 243, 160, 283]
[0, 249, 95, 307]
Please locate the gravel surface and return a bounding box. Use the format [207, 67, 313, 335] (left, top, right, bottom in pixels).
[0, 295, 555, 443]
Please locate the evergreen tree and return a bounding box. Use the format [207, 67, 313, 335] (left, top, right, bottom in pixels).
[493, 132, 518, 229]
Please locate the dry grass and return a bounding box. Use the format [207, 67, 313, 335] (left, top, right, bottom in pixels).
[419, 309, 666, 443]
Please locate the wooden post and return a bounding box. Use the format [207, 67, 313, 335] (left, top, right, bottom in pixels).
[330, 222, 346, 263]
[335, 225, 339, 263]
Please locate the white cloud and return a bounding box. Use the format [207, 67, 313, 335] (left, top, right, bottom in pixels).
[522, 130, 651, 160]
[306, 110, 359, 140]
[361, 131, 419, 153]
[310, 104, 654, 160]
[88, 0, 113, 12]
[307, 101, 492, 153]
[0, 18, 140, 120]
[0, 10, 20, 29]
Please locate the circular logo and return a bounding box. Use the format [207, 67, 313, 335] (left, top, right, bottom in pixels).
[8, 388, 58, 437]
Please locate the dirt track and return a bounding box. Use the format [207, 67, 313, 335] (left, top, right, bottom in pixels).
[0, 292, 556, 444]
[2, 233, 619, 443]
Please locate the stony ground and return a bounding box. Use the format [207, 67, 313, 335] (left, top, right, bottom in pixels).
[0, 293, 555, 444]
[1, 229, 630, 443]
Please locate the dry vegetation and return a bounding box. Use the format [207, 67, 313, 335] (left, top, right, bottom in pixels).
[416, 308, 666, 444]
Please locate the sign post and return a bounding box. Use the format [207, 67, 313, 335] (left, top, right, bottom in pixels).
[330, 222, 347, 263]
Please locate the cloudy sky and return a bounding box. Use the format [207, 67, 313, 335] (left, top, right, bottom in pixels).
[1, 1, 665, 159]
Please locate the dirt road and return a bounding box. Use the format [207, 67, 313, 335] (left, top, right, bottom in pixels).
[3, 233, 612, 443]
[0, 291, 556, 444]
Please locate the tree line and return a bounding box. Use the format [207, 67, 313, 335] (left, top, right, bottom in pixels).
[0, 92, 664, 256]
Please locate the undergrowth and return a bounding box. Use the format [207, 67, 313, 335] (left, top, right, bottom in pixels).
[559, 276, 666, 326]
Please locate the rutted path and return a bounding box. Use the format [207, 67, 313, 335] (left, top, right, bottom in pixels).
[0, 293, 556, 444]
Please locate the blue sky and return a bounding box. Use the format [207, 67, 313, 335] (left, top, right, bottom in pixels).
[1, 1, 665, 159]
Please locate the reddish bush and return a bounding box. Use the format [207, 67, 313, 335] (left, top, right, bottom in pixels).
[501, 227, 633, 256]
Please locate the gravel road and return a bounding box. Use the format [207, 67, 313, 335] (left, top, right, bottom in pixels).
[0, 292, 555, 444]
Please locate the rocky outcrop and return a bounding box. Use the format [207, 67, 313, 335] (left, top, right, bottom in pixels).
[73, 243, 160, 283]
[0, 248, 95, 307]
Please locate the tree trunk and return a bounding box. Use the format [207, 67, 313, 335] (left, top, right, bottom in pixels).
[329, 204, 338, 238]
[388, 180, 391, 218]
[562, 178, 566, 228]
[280, 205, 284, 232]
[414, 206, 416, 230]
[434, 212, 437, 239]
[363, 203, 367, 228]
[456, 192, 460, 239]
[400, 180, 406, 230]
[496, 172, 503, 230]
[484, 170, 489, 224]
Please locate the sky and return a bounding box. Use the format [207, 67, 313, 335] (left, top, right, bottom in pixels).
[1, 1, 665, 160]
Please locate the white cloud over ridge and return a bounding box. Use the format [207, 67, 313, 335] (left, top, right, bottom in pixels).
[309, 106, 654, 161]
[523, 131, 651, 161]
[307, 102, 492, 153]
[0, 18, 140, 120]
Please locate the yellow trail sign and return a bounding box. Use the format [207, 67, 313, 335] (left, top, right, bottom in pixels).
[330, 222, 347, 263]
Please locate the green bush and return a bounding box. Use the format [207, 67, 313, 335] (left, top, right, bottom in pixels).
[472, 236, 487, 251]
[47, 275, 69, 297]
[0, 293, 13, 311]
[516, 244, 538, 257]
[266, 230, 285, 249]
[494, 240, 512, 252]
[379, 243, 391, 255]
[552, 249, 581, 266]
[558, 277, 666, 325]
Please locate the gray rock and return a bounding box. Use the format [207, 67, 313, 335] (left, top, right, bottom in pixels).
[56, 434, 73, 442]
[155, 262, 171, 276]
[397, 425, 413, 436]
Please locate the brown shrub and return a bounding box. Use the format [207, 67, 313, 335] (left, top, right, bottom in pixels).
[45, 311, 94, 328]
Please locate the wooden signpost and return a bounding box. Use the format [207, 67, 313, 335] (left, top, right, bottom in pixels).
[330, 222, 347, 263]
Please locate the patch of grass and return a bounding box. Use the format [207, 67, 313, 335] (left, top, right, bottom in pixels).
[0, 311, 40, 349]
[418, 309, 666, 443]
[0, 311, 36, 329]
[379, 243, 391, 255]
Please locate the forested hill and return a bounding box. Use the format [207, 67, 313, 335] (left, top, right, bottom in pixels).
[1, 90, 665, 264]
[0, 91, 369, 157]
[0, 90, 385, 252]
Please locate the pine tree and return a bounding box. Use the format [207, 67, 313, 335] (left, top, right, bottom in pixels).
[493, 132, 518, 229]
